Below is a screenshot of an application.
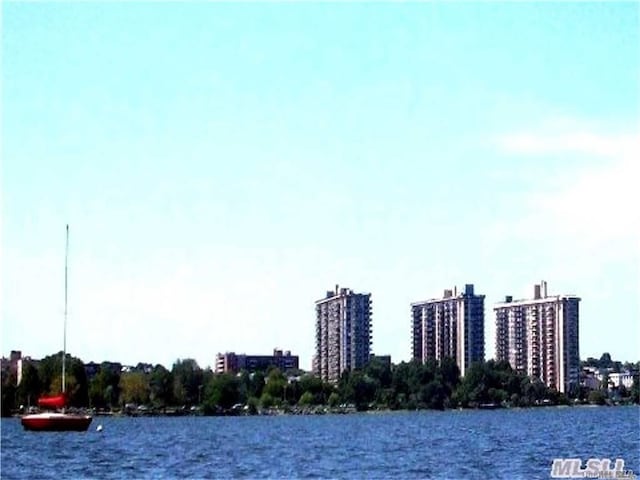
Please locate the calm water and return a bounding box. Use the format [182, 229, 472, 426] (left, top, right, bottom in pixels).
[1, 406, 638, 479]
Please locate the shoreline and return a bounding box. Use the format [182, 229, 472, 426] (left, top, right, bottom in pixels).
[7, 401, 637, 419]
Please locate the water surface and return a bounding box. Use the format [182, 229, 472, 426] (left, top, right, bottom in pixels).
[2, 406, 638, 479]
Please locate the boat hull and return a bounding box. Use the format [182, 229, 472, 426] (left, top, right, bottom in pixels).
[21, 413, 93, 432]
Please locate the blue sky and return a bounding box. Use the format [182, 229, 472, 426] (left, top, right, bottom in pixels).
[2, 3, 638, 370]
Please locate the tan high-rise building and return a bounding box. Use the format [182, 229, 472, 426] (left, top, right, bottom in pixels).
[314, 285, 372, 384]
[494, 281, 580, 394]
[411, 284, 485, 377]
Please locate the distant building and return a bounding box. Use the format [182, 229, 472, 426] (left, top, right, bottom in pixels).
[84, 361, 101, 379]
[0, 358, 9, 375]
[609, 371, 634, 390]
[105, 362, 123, 375]
[215, 348, 299, 374]
[411, 284, 485, 377]
[494, 281, 580, 394]
[16, 356, 39, 385]
[314, 285, 372, 384]
[1, 350, 22, 381]
[369, 354, 392, 370]
[121, 364, 153, 374]
[582, 367, 635, 391]
[581, 366, 601, 390]
[84, 361, 123, 379]
[2, 352, 42, 386]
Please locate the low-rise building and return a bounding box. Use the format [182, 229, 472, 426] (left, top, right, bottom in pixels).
[84, 361, 123, 379]
[215, 348, 299, 374]
[609, 371, 634, 390]
[369, 354, 392, 370]
[581, 366, 601, 390]
[1, 350, 23, 383]
[580, 367, 636, 391]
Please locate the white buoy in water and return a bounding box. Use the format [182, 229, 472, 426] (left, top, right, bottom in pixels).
[96, 424, 103, 432]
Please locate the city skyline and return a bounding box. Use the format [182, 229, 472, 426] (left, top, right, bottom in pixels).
[2, 3, 638, 369]
[3, 279, 634, 374]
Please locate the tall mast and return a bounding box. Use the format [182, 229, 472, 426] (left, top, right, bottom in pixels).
[62, 224, 68, 394]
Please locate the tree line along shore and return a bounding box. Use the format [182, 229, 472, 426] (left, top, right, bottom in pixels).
[2, 353, 638, 417]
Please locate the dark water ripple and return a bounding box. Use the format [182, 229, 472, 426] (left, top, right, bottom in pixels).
[1, 406, 638, 479]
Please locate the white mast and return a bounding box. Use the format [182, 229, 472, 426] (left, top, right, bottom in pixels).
[62, 224, 68, 394]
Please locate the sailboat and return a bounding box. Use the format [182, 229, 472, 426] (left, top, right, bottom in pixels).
[21, 225, 93, 432]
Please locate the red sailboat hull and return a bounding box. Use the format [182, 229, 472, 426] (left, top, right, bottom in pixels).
[21, 413, 92, 432]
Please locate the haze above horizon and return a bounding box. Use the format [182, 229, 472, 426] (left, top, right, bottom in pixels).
[2, 3, 638, 369]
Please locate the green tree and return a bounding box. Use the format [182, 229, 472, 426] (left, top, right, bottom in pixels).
[285, 377, 303, 404]
[94, 364, 121, 409]
[588, 390, 607, 405]
[149, 365, 173, 407]
[339, 371, 377, 410]
[327, 392, 340, 408]
[89, 374, 106, 409]
[299, 374, 325, 404]
[421, 380, 446, 410]
[260, 392, 275, 409]
[365, 357, 392, 389]
[17, 362, 42, 408]
[439, 357, 461, 393]
[598, 353, 612, 369]
[119, 372, 150, 405]
[249, 371, 265, 399]
[70, 358, 89, 406]
[455, 362, 487, 406]
[172, 359, 203, 406]
[48, 373, 75, 396]
[390, 362, 412, 405]
[1, 370, 17, 416]
[630, 373, 639, 404]
[38, 353, 60, 394]
[203, 373, 241, 412]
[246, 396, 259, 414]
[452, 360, 545, 408]
[263, 369, 287, 402]
[298, 391, 314, 406]
[38, 352, 88, 406]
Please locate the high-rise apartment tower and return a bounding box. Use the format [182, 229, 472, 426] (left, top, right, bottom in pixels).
[314, 285, 372, 383]
[411, 284, 485, 377]
[494, 281, 580, 394]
